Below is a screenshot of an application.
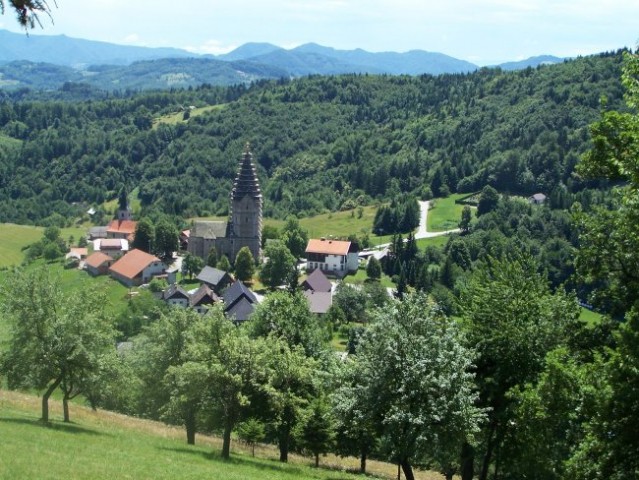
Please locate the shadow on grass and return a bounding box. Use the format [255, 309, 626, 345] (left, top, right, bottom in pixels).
[0, 417, 104, 436]
[157, 446, 308, 475]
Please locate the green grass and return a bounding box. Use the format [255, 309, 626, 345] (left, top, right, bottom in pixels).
[102, 187, 142, 216]
[343, 266, 394, 289]
[427, 194, 468, 232]
[0, 224, 87, 268]
[0, 390, 363, 480]
[416, 235, 451, 250]
[153, 104, 226, 128]
[579, 307, 604, 326]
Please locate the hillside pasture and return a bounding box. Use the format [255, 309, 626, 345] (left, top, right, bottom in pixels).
[427, 194, 467, 232]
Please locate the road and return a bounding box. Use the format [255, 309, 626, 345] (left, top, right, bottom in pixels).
[414, 200, 460, 239]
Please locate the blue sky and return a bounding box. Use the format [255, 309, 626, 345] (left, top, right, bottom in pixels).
[1, 0, 637, 65]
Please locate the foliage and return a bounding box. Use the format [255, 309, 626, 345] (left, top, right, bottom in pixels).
[206, 246, 217, 267]
[365, 256, 381, 280]
[181, 252, 204, 280]
[153, 219, 178, 261]
[0, 267, 116, 422]
[372, 195, 419, 235]
[132, 218, 154, 252]
[476, 185, 499, 216]
[217, 255, 231, 272]
[280, 217, 309, 260]
[0, 0, 53, 29]
[260, 240, 296, 289]
[234, 246, 255, 282]
[296, 396, 335, 467]
[237, 418, 266, 457]
[333, 283, 368, 324]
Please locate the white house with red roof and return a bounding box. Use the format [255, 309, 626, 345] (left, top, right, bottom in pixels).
[106, 219, 137, 241]
[305, 238, 359, 277]
[85, 252, 114, 276]
[108, 249, 167, 287]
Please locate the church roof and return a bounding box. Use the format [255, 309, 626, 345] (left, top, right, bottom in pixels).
[191, 221, 228, 239]
[231, 144, 262, 200]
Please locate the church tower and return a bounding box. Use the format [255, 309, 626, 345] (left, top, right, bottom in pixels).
[229, 143, 262, 261]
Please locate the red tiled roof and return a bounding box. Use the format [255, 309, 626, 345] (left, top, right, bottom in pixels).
[305, 239, 351, 256]
[85, 252, 112, 269]
[100, 239, 125, 249]
[109, 249, 161, 280]
[70, 247, 88, 257]
[107, 219, 137, 235]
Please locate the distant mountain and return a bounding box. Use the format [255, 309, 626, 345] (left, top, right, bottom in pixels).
[0, 58, 288, 92]
[218, 42, 283, 61]
[0, 29, 196, 67]
[496, 55, 564, 71]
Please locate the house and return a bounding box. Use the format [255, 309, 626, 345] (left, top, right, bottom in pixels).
[301, 268, 332, 293]
[528, 193, 547, 205]
[94, 238, 129, 258]
[68, 247, 88, 259]
[179, 229, 190, 250]
[106, 219, 137, 241]
[196, 266, 233, 294]
[190, 284, 220, 314]
[163, 283, 191, 308]
[108, 249, 166, 287]
[305, 238, 359, 277]
[85, 252, 114, 276]
[223, 280, 258, 323]
[88, 226, 108, 240]
[303, 290, 332, 315]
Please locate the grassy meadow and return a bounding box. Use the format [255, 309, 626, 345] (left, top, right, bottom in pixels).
[0, 390, 443, 480]
[427, 194, 467, 232]
[153, 104, 226, 128]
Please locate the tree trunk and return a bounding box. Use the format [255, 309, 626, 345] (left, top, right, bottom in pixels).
[480, 421, 498, 480]
[461, 441, 474, 480]
[222, 421, 233, 459]
[279, 426, 290, 463]
[41, 377, 62, 422]
[400, 459, 415, 480]
[185, 410, 196, 445]
[315, 453, 319, 468]
[63, 394, 70, 423]
[360, 450, 367, 474]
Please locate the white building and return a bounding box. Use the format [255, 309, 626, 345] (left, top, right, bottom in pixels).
[305, 238, 358, 277]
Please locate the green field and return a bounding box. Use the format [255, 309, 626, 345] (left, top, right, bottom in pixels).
[427, 194, 468, 232]
[0, 390, 442, 480]
[153, 104, 226, 128]
[416, 235, 451, 250]
[102, 186, 142, 216]
[579, 307, 604, 326]
[0, 224, 88, 268]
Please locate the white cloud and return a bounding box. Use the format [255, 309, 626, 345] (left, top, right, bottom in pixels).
[123, 33, 141, 44]
[184, 40, 238, 56]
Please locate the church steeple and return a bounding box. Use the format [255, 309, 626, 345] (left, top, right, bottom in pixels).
[229, 143, 262, 261]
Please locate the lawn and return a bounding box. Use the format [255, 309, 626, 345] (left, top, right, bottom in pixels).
[0, 223, 88, 268]
[416, 235, 451, 250]
[0, 390, 443, 480]
[153, 104, 226, 128]
[427, 194, 468, 232]
[343, 265, 394, 289]
[101, 186, 142, 216]
[579, 307, 604, 326]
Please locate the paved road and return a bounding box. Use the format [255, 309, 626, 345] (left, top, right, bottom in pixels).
[414, 200, 460, 239]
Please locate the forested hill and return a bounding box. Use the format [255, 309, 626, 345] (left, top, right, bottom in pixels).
[0, 51, 625, 226]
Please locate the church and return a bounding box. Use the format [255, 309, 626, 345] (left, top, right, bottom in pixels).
[187, 144, 263, 263]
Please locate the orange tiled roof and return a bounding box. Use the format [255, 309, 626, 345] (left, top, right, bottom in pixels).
[106, 219, 137, 235]
[305, 239, 351, 256]
[85, 252, 112, 269]
[70, 247, 88, 257]
[109, 249, 161, 280]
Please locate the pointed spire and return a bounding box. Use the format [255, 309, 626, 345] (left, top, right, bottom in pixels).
[231, 143, 262, 199]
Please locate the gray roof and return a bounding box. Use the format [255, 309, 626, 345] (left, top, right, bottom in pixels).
[303, 290, 332, 314]
[223, 280, 257, 308]
[163, 283, 190, 301]
[89, 226, 108, 239]
[196, 266, 231, 288]
[301, 269, 332, 293]
[191, 220, 228, 239]
[225, 296, 255, 323]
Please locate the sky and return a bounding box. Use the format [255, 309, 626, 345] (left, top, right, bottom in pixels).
[1, 0, 638, 65]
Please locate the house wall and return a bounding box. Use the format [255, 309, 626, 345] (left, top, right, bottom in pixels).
[347, 252, 359, 273]
[167, 298, 189, 308]
[308, 254, 347, 274]
[142, 262, 166, 283]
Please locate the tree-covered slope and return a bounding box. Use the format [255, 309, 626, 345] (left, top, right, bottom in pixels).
[0, 51, 625, 225]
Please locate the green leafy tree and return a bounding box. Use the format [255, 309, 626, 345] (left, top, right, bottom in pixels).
[280, 217, 309, 260]
[0, 268, 116, 422]
[297, 396, 335, 467]
[118, 185, 129, 211]
[458, 254, 580, 480]
[181, 253, 204, 280]
[206, 246, 217, 268]
[260, 240, 296, 289]
[217, 255, 231, 273]
[237, 418, 266, 457]
[476, 185, 499, 216]
[459, 205, 473, 235]
[153, 219, 178, 261]
[366, 256, 381, 280]
[352, 292, 484, 480]
[333, 283, 368, 324]
[234, 246, 255, 283]
[132, 217, 154, 253]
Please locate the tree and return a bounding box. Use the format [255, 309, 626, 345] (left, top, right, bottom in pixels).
[476, 185, 499, 216]
[234, 246, 255, 283]
[297, 396, 335, 467]
[260, 241, 296, 289]
[206, 246, 217, 268]
[153, 219, 178, 261]
[0, 268, 116, 422]
[458, 254, 580, 480]
[280, 217, 309, 260]
[366, 256, 381, 280]
[217, 255, 231, 273]
[333, 283, 368, 324]
[0, 0, 53, 29]
[237, 418, 266, 457]
[459, 205, 472, 235]
[132, 218, 154, 253]
[352, 292, 484, 480]
[181, 253, 204, 280]
[118, 185, 129, 211]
